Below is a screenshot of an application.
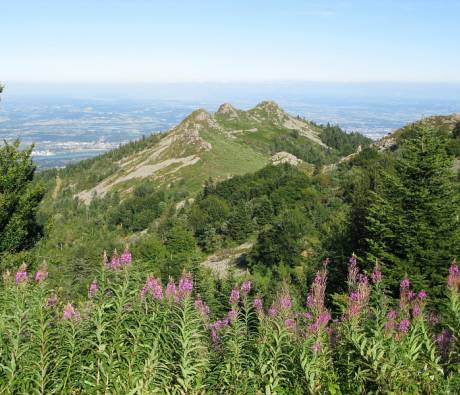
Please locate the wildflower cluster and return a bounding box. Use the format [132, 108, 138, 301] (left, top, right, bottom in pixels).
[1, 251, 459, 394]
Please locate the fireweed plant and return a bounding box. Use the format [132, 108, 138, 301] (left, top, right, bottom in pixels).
[1, 249, 459, 394]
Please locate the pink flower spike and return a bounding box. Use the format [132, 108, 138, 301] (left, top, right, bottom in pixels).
[141, 276, 163, 301]
[371, 269, 382, 284]
[253, 296, 263, 315]
[387, 310, 398, 320]
[15, 263, 28, 284]
[88, 280, 99, 298]
[47, 294, 58, 306]
[63, 303, 79, 320]
[418, 290, 427, 300]
[398, 319, 410, 333]
[227, 309, 238, 323]
[400, 278, 410, 289]
[268, 305, 278, 317]
[279, 292, 292, 311]
[311, 342, 322, 353]
[178, 272, 193, 299]
[165, 277, 178, 301]
[412, 304, 421, 318]
[240, 280, 252, 295]
[110, 250, 121, 270]
[229, 288, 240, 305]
[35, 269, 48, 283]
[284, 318, 296, 330]
[194, 295, 210, 319]
[120, 245, 132, 266]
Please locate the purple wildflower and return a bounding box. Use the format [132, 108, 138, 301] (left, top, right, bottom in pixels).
[317, 311, 331, 326]
[194, 295, 210, 320]
[412, 304, 421, 318]
[400, 278, 410, 289]
[279, 291, 292, 311]
[418, 290, 427, 300]
[268, 304, 278, 317]
[35, 268, 48, 283]
[240, 280, 252, 295]
[253, 296, 263, 315]
[178, 272, 193, 299]
[120, 245, 132, 266]
[307, 269, 327, 314]
[227, 309, 238, 323]
[348, 254, 359, 286]
[311, 342, 322, 353]
[63, 303, 80, 320]
[398, 319, 410, 333]
[436, 330, 454, 361]
[371, 260, 382, 284]
[284, 318, 296, 330]
[165, 277, 178, 302]
[349, 292, 359, 301]
[15, 264, 28, 284]
[387, 310, 398, 320]
[110, 250, 121, 270]
[88, 280, 99, 298]
[385, 319, 395, 332]
[304, 312, 312, 320]
[47, 294, 58, 306]
[229, 288, 240, 305]
[141, 276, 163, 301]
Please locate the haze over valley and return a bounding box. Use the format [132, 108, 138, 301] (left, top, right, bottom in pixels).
[2, 82, 459, 168]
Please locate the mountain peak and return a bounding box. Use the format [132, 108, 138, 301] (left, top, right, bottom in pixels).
[254, 100, 282, 112]
[216, 103, 239, 118]
[188, 108, 213, 122]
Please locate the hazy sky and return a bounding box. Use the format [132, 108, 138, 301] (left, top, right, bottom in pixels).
[2, 0, 460, 83]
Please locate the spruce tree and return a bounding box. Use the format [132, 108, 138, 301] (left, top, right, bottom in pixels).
[0, 140, 45, 255]
[365, 123, 460, 294]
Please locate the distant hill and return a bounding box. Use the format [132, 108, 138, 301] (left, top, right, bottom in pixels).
[46, 101, 371, 204]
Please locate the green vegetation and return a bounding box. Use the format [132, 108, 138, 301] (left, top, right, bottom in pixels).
[364, 124, 460, 294]
[2, 255, 460, 394]
[2, 99, 460, 392]
[0, 141, 44, 258]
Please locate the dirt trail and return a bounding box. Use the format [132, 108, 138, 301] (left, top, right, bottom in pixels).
[52, 175, 62, 200]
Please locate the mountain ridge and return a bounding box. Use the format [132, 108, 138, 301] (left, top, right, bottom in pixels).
[71, 101, 347, 204]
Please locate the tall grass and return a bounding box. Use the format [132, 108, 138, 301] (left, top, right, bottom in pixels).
[1, 252, 459, 394]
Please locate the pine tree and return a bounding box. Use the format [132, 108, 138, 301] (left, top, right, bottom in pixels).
[365, 124, 460, 294]
[0, 140, 45, 256]
[227, 203, 253, 243]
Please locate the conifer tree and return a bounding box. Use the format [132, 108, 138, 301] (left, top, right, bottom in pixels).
[0, 140, 45, 255]
[365, 123, 460, 294]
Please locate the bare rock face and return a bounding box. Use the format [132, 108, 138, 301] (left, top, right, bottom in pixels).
[271, 151, 302, 166]
[255, 100, 282, 112]
[216, 103, 239, 118]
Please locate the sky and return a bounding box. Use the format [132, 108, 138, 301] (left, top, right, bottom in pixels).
[2, 0, 460, 83]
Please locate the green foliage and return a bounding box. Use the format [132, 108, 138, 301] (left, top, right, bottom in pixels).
[2, 257, 459, 394]
[365, 124, 460, 294]
[453, 121, 460, 139]
[0, 141, 45, 259]
[250, 208, 307, 268]
[108, 184, 166, 232]
[319, 123, 373, 157]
